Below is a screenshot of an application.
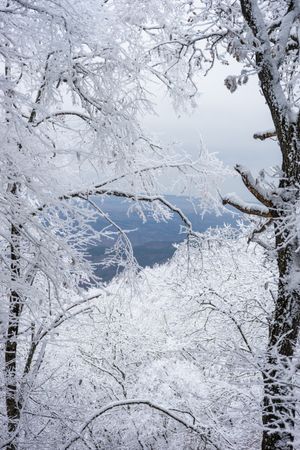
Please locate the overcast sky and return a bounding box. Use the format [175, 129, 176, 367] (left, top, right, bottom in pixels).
[143, 62, 280, 200]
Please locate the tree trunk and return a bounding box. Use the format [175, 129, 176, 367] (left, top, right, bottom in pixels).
[5, 218, 22, 449]
[262, 364, 295, 450]
[261, 230, 300, 449]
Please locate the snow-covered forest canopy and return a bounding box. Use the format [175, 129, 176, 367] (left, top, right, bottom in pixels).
[0, 1, 299, 449]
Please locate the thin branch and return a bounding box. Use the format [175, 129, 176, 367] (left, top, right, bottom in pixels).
[28, 52, 54, 124]
[36, 289, 106, 344]
[91, 161, 197, 190]
[62, 399, 220, 450]
[72, 190, 193, 231]
[33, 111, 94, 128]
[36, 188, 197, 237]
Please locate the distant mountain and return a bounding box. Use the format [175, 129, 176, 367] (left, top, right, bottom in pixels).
[86, 195, 237, 282]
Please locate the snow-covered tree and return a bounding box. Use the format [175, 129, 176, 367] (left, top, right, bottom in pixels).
[141, 1, 300, 448]
[4, 1, 299, 449]
[20, 227, 276, 449]
[0, 1, 225, 449]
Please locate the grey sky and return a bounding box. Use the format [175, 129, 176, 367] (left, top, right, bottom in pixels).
[144, 62, 280, 200]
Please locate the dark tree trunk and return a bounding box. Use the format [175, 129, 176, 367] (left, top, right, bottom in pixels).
[237, 3, 300, 448]
[262, 364, 295, 450]
[5, 216, 22, 449]
[261, 228, 300, 449]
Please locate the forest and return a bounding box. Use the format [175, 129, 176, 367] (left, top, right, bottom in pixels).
[0, 1, 299, 450]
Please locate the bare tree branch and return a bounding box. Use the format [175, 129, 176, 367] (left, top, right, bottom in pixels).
[253, 130, 277, 141]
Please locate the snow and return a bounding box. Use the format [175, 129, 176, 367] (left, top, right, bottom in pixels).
[6, 227, 278, 449]
[1, 1, 300, 449]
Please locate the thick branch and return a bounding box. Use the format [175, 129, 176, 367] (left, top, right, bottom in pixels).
[234, 164, 273, 207]
[253, 130, 277, 141]
[222, 194, 272, 218]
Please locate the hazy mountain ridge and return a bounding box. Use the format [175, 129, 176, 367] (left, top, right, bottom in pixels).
[87, 196, 236, 281]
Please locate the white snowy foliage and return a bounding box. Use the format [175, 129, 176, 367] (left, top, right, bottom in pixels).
[1, 1, 300, 449]
[0, 0, 227, 300]
[0, 2, 230, 448]
[7, 227, 286, 450]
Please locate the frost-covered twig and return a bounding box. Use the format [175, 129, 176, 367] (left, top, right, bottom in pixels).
[62, 398, 220, 450]
[64, 188, 197, 237]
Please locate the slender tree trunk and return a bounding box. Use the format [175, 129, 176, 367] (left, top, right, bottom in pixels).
[5, 214, 22, 449]
[3, 47, 46, 447]
[3, 27, 22, 449]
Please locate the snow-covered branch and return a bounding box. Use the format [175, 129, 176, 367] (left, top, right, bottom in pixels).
[234, 164, 273, 207]
[61, 188, 197, 237]
[222, 194, 272, 218]
[62, 399, 219, 450]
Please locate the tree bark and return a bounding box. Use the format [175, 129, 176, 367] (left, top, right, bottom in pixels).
[5, 217, 22, 450]
[261, 215, 300, 449]
[237, 2, 300, 447]
[261, 248, 300, 449]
